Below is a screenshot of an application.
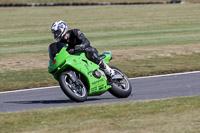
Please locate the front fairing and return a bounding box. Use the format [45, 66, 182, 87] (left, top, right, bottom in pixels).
[48, 46, 112, 96]
[48, 45, 69, 74]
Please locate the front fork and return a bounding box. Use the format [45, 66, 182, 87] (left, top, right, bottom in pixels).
[66, 71, 80, 86]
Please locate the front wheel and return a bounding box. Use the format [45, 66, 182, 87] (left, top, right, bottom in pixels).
[109, 67, 132, 98]
[59, 71, 87, 102]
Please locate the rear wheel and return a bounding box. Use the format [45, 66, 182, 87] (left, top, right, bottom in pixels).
[59, 72, 87, 102]
[109, 67, 132, 98]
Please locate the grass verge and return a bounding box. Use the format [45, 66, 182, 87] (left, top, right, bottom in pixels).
[1, 53, 200, 92]
[0, 95, 200, 133]
[0, 0, 172, 4]
[0, 69, 57, 92]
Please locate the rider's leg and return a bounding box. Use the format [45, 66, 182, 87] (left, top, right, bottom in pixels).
[98, 60, 115, 77]
[85, 47, 115, 77]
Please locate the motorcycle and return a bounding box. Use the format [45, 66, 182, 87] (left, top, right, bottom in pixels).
[48, 43, 132, 102]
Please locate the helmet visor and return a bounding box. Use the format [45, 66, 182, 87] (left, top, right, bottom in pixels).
[52, 30, 61, 39]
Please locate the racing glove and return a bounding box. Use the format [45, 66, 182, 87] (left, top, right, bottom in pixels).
[68, 49, 75, 54]
[75, 45, 85, 52]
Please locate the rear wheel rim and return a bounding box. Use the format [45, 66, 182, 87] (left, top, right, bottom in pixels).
[112, 69, 130, 91]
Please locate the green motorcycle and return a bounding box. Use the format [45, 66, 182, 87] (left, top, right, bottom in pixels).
[48, 43, 132, 102]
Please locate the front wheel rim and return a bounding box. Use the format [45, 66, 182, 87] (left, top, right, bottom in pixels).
[64, 76, 86, 97]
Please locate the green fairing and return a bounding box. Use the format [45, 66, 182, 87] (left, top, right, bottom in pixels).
[48, 45, 112, 96]
[99, 51, 112, 64]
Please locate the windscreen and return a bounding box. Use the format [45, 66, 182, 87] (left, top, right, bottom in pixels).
[48, 42, 66, 60]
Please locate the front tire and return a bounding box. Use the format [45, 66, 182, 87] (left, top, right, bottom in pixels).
[109, 67, 132, 98]
[59, 72, 87, 102]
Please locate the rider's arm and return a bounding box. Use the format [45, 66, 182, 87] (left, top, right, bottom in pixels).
[74, 29, 90, 51]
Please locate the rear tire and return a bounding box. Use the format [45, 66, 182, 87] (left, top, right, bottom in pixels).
[109, 67, 132, 98]
[59, 71, 87, 102]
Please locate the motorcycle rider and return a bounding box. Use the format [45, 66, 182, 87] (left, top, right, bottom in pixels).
[49, 20, 115, 77]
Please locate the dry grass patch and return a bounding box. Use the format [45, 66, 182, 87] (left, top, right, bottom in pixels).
[0, 52, 49, 72]
[107, 43, 200, 61]
[1, 43, 200, 73]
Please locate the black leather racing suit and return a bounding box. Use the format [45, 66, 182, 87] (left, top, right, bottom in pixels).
[49, 29, 102, 65]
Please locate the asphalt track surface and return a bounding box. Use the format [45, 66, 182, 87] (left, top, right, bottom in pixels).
[1, 71, 200, 113]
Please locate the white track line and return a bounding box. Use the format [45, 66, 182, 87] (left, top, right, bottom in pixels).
[1, 71, 200, 94]
[129, 71, 200, 80]
[0, 86, 59, 94]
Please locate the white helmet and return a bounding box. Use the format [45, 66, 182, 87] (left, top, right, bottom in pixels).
[51, 20, 68, 42]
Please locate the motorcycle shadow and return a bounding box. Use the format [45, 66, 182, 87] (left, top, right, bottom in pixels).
[4, 100, 73, 104]
[4, 97, 115, 104]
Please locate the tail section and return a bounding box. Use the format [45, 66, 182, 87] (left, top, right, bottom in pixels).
[99, 51, 112, 64]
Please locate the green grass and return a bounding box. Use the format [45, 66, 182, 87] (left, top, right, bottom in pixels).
[0, 96, 200, 133]
[0, 69, 57, 92]
[112, 53, 200, 77]
[0, 4, 200, 91]
[184, 0, 200, 3]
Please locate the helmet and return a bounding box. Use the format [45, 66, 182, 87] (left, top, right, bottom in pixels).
[51, 20, 68, 42]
